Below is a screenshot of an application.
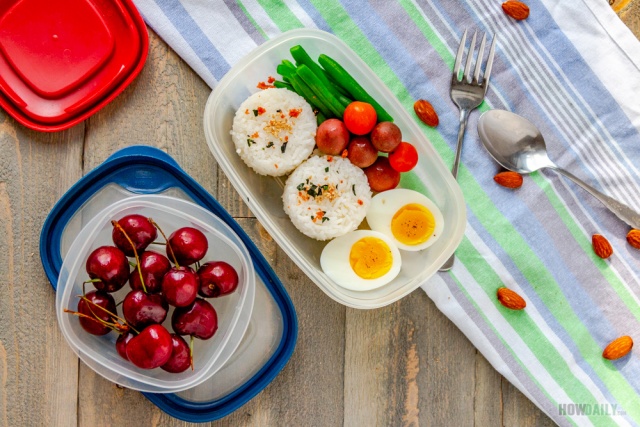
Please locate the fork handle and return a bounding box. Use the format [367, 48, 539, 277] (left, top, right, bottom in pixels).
[439, 108, 471, 272]
[451, 108, 471, 179]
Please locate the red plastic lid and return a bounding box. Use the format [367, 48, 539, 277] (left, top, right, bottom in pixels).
[0, 0, 148, 132]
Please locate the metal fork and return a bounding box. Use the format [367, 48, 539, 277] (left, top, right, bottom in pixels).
[439, 30, 497, 272]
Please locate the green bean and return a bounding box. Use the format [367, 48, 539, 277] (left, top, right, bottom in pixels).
[276, 63, 295, 78]
[318, 54, 394, 122]
[296, 64, 345, 117]
[288, 73, 334, 118]
[273, 80, 293, 90]
[290, 45, 348, 109]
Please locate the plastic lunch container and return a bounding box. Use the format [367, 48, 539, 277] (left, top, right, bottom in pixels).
[40, 146, 297, 421]
[0, 0, 148, 132]
[56, 195, 256, 393]
[203, 29, 466, 309]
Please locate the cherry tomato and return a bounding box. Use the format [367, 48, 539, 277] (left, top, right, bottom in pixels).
[388, 142, 418, 172]
[343, 101, 377, 135]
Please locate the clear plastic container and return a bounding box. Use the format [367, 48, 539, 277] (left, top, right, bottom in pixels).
[203, 29, 466, 309]
[56, 195, 256, 393]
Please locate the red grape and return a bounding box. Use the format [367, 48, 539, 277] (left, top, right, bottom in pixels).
[363, 157, 401, 192]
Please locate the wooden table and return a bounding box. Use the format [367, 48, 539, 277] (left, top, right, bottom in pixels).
[1, 4, 638, 426]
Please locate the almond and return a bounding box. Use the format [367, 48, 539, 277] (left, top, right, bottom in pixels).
[626, 229, 640, 249]
[603, 336, 633, 360]
[414, 99, 439, 127]
[494, 171, 523, 189]
[502, 1, 530, 20]
[592, 234, 613, 259]
[497, 287, 526, 310]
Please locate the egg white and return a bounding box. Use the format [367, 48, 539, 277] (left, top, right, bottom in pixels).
[366, 189, 444, 251]
[320, 230, 401, 291]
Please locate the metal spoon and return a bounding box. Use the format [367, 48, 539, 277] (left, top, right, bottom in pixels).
[478, 109, 640, 229]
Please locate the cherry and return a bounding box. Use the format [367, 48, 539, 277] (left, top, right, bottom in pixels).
[116, 331, 135, 361]
[162, 266, 199, 307]
[172, 298, 218, 340]
[86, 246, 129, 292]
[77, 290, 117, 336]
[122, 290, 169, 330]
[129, 251, 171, 294]
[167, 227, 208, 266]
[197, 261, 239, 298]
[112, 214, 157, 257]
[161, 334, 192, 373]
[125, 324, 173, 369]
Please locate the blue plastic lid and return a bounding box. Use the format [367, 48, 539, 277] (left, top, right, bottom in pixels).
[40, 145, 298, 422]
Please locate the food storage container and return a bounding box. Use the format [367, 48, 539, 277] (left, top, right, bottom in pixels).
[40, 146, 297, 420]
[203, 28, 466, 309]
[56, 195, 255, 393]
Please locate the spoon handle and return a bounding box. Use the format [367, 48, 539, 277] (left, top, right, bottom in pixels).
[549, 166, 640, 230]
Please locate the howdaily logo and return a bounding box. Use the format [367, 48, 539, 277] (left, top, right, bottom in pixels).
[558, 403, 626, 416]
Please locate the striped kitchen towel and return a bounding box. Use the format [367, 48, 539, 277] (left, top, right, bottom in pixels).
[132, 0, 640, 425]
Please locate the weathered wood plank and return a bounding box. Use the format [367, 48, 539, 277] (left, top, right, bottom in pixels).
[0, 112, 84, 426]
[344, 289, 478, 427]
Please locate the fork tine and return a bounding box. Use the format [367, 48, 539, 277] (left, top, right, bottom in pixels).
[463, 30, 477, 82]
[473, 33, 487, 83]
[483, 34, 497, 87]
[452, 29, 467, 81]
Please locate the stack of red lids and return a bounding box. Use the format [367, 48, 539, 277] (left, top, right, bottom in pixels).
[0, 0, 148, 132]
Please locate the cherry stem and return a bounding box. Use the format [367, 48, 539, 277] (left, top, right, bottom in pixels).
[189, 335, 194, 371]
[128, 261, 136, 268]
[77, 294, 129, 327]
[111, 220, 147, 293]
[149, 218, 179, 267]
[150, 241, 166, 245]
[64, 308, 129, 334]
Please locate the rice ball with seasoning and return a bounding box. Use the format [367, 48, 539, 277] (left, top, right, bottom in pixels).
[283, 155, 372, 240]
[230, 88, 317, 176]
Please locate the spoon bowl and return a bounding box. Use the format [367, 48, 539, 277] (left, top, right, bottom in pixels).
[478, 109, 640, 230]
[478, 109, 555, 174]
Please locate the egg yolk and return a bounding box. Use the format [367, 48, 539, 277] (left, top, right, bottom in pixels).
[349, 237, 393, 279]
[390, 203, 435, 246]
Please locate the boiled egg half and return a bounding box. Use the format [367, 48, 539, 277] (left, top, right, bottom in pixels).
[320, 230, 401, 291]
[366, 189, 444, 251]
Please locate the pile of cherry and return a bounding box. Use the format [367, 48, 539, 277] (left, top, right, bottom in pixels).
[66, 214, 239, 374]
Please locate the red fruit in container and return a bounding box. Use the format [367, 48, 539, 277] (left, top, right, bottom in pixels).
[347, 135, 378, 168]
[86, 245, 129, 292]
[116, 331, 135, 361]
[126, 324, 173, 369]
[363, 157, 401, 192]
[370, 122, 402, 153]
[316, 118, 350, 155]
[197, 261, 239, 298]
[161, 334, 192, 373]
[172, 298, 218, 340]
[78, 290, 117, 336]
[162, 266, 199, 307]
[167, 227, 208, 266]
[129, 250, 171, 294]
[112, 214, 157, 257]
[122, 290, 169, 330]
[343, 101, 377, 135]
[388, 142, 419, 172]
